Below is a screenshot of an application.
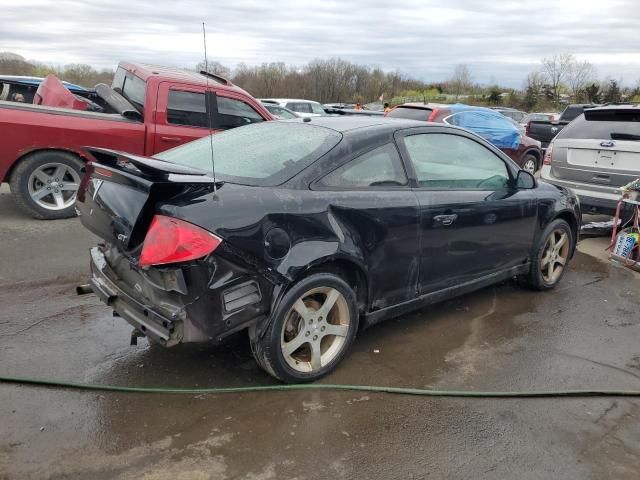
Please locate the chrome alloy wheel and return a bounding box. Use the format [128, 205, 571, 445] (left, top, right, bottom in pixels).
[27, 162, 81, 211]
[281, 287, 350, 373]
[540, 228, 570, 284]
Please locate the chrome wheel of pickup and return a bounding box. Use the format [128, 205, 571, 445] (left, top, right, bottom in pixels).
[27, 162, 81, 211]
[281, 286, 351, 373]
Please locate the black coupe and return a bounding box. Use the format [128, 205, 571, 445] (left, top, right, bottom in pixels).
[77, 117, 580, 383]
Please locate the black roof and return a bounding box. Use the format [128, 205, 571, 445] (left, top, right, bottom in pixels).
[288, 116, 427, 132]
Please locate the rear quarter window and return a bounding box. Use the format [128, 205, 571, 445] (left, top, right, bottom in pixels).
[387, 107, 431, 121]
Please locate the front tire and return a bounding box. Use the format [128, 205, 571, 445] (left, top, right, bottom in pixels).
[525, 219, 573, 290]
[250, 272, 359, 383]
[9, 151, 83, 220]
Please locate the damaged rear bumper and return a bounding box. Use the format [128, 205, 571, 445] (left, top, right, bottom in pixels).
[87, 246, 272, 346]
[89, 247, 180, 345]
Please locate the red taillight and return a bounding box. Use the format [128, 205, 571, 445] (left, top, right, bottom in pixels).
[427, 108, 439, 122]
[543, 144, 553, 165]
[139, 215, 221, 267]
[525, 121, 531, 137]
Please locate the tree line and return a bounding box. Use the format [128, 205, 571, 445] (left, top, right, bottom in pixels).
[0, 52, 114, 88]
[3, 51, 639, 112]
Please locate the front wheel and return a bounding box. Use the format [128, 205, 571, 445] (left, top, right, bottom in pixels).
[525, 219, 573, 290]
[250, 273, 359, 383]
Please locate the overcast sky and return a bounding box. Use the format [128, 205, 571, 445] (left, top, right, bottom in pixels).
[3, 0, 640, 87]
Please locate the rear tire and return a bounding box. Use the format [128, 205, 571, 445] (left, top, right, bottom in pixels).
[524, 219, 573, 290]
[250, 272, 359, 383]
[9, 151, 83, 220]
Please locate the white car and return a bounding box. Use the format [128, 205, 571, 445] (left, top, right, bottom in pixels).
[260, 98, 326, 118]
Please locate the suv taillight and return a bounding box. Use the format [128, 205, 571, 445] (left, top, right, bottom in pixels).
[543, 144, 553, 165]
[139, 215, 221, 267]
[525, 121, 531, 137]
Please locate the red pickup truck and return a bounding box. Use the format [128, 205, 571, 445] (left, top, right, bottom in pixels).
[0, 62, 273, 219]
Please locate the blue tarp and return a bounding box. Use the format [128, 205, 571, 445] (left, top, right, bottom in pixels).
[443, 104, 521, 150]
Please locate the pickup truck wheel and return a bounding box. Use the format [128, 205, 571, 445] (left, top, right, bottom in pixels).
[10, 151, 83, 220]
[522, 154, 538, 174]
[250, 273, 359, 383]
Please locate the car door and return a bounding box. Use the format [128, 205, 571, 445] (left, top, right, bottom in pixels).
[313, 143, 421, 309]
[396, 128, 538, 294]
[153, 82, 217, 154]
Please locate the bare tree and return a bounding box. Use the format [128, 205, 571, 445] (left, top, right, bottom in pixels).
[541, 53, 574, 108]
[567, 60, 596, 102]
[448, 64, 473, 100]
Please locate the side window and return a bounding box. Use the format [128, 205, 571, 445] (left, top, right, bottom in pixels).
[167, 90, 208, 127]
[316, 144, 407, 188]
[403, 133, 509, 190]
[216, 96, 265, 130]
[287, 102, 311, 113]
[310, 102, 326, 115]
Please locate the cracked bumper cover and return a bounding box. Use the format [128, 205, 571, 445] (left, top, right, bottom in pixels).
[88, 246, 271, 346]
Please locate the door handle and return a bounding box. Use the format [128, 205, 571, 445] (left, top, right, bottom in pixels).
[160, 136, 182, 142]
[433, 214, 458, 226]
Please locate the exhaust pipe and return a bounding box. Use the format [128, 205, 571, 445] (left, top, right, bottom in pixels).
[76, 284, 93, 295]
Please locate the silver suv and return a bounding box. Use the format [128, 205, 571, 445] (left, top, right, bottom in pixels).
[541, 105, 640, 215]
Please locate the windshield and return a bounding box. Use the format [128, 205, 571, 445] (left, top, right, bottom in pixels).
[155, 122, 341, 186]
[387, 107, 431, 121]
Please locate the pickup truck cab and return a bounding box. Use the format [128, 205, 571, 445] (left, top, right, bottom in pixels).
[0, 62, 273, 219]
[526, 104, 598, 149]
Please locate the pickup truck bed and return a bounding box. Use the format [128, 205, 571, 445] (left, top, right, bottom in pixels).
[527, 104, 598, 149]
[0, 62, 272, 219]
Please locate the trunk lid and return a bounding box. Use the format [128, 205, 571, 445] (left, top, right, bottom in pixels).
[77, 148, 218, 254]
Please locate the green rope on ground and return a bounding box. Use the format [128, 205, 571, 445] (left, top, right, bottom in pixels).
[1, 375, 640, 398]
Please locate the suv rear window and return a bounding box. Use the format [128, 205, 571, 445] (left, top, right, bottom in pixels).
[387, 107, 431, 121]
[557, 110, 640, 140]
[155, 122, 341, 186]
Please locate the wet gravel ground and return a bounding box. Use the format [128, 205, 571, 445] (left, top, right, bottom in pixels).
[1, 185, 639, 479]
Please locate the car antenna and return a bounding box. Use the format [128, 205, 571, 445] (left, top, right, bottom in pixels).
[202, 22, 217, 195]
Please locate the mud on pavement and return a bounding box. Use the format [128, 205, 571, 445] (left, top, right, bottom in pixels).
[1, 194, 639, 479]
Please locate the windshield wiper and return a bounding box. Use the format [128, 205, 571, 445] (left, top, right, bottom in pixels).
[611, 132, 640, 141]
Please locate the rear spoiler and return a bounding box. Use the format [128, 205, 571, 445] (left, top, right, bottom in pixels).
[199, 70, 232, 86]
[584, 108, 640, 122]
[84, 147, 214, 178]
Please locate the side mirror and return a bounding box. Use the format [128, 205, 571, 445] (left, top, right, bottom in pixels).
[516, 170, 536, 189]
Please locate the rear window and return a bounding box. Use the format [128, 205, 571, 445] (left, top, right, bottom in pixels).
[561, 106, 586, 122]
[154, 122, 341, 186]
[557, 110, 640, 140]
[121, 74, 147, 113]
[387, 107, 431, 121]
